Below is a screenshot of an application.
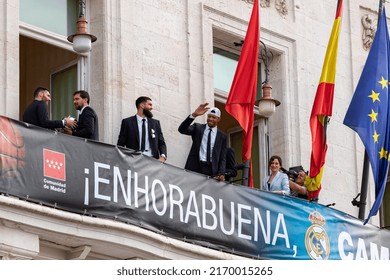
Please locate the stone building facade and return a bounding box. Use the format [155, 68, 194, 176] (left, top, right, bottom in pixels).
[0, 0, 388, 259]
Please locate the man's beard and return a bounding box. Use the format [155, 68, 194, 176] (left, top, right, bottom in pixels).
[143, 108, 153, 118]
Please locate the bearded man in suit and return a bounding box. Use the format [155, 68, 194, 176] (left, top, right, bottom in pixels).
[178, 103, 227, 181]
[63, 90, 99, 141]
[117, 96, 167, 162]
[23, 86, 76, 130]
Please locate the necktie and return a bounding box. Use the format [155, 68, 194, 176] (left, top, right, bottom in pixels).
[141, 119, 146, 151]
[206, 128, 212, 163]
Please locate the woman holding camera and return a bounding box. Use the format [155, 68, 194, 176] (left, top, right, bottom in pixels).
[261, 155, 290, 195]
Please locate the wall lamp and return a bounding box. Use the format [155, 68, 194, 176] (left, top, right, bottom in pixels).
[255, 41, 280, 118]
[67, 0, 97, 53]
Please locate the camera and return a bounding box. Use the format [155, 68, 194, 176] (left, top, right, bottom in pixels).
[281, 165, 304, 182]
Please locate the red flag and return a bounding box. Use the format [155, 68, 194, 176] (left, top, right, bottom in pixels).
[225, 0, 259, 187]
[305, 0, 343, 199]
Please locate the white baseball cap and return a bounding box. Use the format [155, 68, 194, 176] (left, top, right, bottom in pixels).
[207, 107, 221, 118]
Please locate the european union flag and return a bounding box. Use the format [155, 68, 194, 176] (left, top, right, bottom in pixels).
[343, 8, 390, 224]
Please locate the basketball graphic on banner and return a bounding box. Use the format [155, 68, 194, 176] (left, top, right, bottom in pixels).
[0, 116, 25, 177]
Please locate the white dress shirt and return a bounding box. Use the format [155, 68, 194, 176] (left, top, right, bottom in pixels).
[136, 115, 152, 157]
[199, 126, 217, 162]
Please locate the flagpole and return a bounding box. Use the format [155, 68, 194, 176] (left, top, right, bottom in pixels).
[378, 0, 385, 18]
[356, 0, 385, 220]
[242, 160, 250, 186]
[358, 152, 369, 219]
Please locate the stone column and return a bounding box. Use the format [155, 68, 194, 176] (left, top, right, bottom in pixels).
[0, 0, 20, 119]
[89, 0, 129, 144]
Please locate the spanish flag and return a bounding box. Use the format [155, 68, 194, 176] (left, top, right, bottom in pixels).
[305, 0, 343, 199]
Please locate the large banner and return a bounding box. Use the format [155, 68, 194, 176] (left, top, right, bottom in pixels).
[1, 115, 390, 260]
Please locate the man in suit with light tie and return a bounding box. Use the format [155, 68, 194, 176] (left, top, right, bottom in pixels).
[117, 96, 167, 162]
[178, 103, 227, 181]
[64, 90, 99, 140]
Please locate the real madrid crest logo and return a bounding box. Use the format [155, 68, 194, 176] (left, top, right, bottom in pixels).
[305, 211, 330, 260]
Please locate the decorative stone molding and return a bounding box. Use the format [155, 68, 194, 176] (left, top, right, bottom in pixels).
[275, 0, 288, 18]
[361, 14, 377, 51]
[242, 0, 288, 17]
[0, 252, 33, 260]
[260, 0, 271, 8]
[242, 0, 255, 4]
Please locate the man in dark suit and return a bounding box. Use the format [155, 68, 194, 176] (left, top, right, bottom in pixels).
[117, 96, 167, 162]
[64, 90, 99, 141]
[225, 147, 238, 183]
[23, 86, 76, 129]
[178, 103, 227, 181]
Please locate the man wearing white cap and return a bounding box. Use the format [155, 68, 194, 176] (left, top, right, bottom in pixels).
[178, 102, 227, 181]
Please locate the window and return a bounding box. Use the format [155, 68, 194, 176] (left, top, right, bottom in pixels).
[213, 45, 264, 187]
[229, 127, 260, 187]
[20, 0, 78, 36]
[51, 64, 78, 121]
[19, 1, 89, 122]
[19, 36, 78, 120]
[213, 49, 238, 93]
[213, 47, 262, 100]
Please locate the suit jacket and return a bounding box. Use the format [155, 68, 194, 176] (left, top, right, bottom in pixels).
[72, 106, 99, 140]
[225, 147, 238, 182]
[117, 115, 167, 159]
[23, 100, 64, 129]
[262, 171, 290, 195]
[178, 116, 227, 176]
